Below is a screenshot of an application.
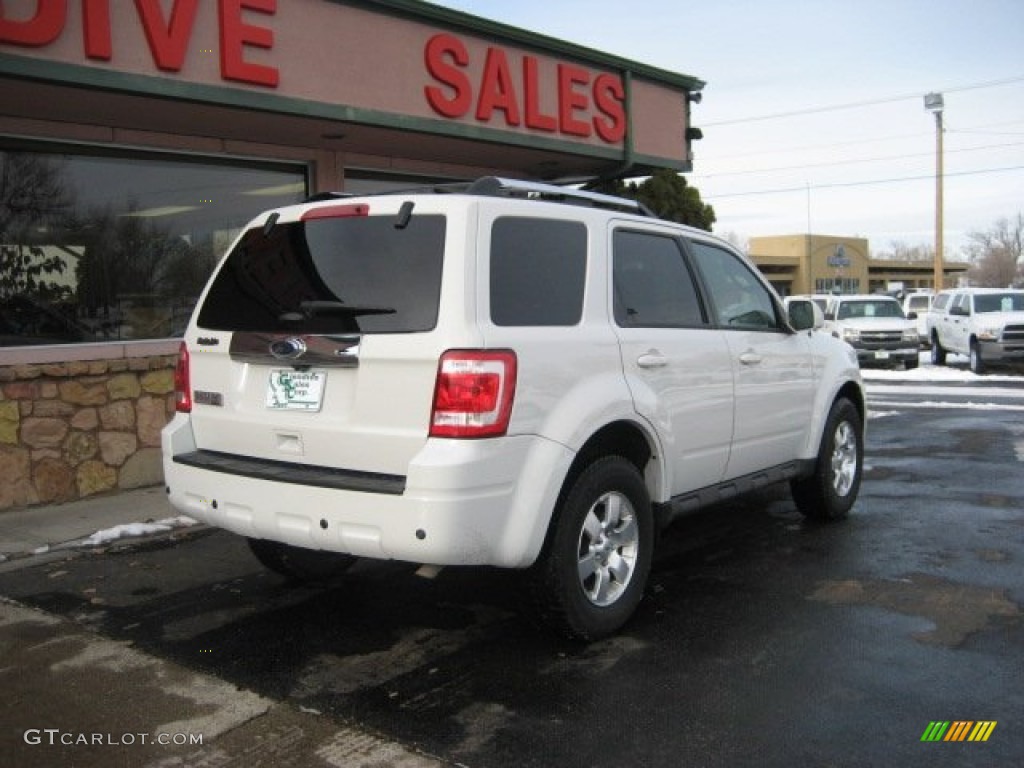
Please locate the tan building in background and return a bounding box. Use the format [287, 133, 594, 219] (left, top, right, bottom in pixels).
[750, 234, 968, 296]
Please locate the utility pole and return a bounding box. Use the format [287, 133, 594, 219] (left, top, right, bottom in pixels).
[924, 92, 944, 291]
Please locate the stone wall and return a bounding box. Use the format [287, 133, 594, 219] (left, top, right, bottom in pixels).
[0, 355, 176, 510]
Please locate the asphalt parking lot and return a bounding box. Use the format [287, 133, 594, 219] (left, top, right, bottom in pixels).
[1, 363, 1022, 767]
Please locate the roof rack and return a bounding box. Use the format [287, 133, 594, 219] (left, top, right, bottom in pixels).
[463, 176, 654, 216]
[305, 176, 654, 216]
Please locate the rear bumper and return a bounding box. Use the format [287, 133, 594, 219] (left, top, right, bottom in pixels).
[162, 415, 572, 568]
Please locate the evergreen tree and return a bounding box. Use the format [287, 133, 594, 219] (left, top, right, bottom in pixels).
[589, 169, 716, 231]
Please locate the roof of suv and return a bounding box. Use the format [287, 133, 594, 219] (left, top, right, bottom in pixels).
[305, 176, 658, 217]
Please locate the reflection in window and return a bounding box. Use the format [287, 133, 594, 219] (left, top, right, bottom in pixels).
[690, 242, 778, 330]
[0, 148, 306, 346]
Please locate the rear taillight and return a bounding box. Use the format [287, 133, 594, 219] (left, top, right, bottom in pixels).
[174, 342, 192, 413]
[430, 350, 517, 438]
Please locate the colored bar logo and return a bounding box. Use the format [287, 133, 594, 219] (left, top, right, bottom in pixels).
[921, 721, 997, 742]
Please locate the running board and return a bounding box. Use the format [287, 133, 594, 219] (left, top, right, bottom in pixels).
[661, 459, 814, 524]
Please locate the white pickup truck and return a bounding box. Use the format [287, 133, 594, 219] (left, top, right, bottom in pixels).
[927, 288, 1024, 373]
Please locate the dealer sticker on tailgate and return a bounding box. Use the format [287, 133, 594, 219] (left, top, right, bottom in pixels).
[266, 370, 325, 411]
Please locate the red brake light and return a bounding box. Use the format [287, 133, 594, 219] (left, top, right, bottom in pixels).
[430, 350, 517, 438]
[174, 342, 192, 413]
[300, 203, 370, 220]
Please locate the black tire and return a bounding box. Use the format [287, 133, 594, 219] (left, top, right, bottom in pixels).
[969, 340, 986, 374]
[905, 357, 919, 370]
[930, 333, 946, 365]
[528, 456, 654, 641]
[791, 398, 863, 521]
[247, 538, 356, 582]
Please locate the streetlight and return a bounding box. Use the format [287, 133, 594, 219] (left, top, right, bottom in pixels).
[924, 92, 944, 291]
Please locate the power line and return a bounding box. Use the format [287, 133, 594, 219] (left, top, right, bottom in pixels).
[697, 119, 1024, 163]
[695, 141, 1024, 180]
[701, 75, 1024, 127]
[702, 164, 1024, 199]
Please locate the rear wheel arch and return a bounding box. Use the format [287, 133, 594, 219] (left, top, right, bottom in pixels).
[560, 421, 658, 505]
[527, 453, 655, 640]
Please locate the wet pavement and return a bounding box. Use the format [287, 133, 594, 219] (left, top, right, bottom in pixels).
[1, 398, 1022, 767]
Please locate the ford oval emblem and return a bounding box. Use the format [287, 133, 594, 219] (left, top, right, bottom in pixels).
[270, 337, 307, 360]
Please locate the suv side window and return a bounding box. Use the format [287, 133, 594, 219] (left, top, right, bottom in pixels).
[932, 293, 951, 311]
[689, 241, 779, 330]
[612, 230, 705, 328]
[490, 217, 587, 326]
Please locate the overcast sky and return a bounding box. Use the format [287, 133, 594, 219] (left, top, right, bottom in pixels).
[428, 0, 1024, 257]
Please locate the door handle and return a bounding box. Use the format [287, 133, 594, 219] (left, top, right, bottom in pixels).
[637, 351, 668, 369]
[739, 351, 763, 366]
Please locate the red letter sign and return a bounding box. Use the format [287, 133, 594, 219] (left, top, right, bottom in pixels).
[523, 56, 557, 133]
[557, 63, 591, 138]
[0, 0, 66, 46]
[82, 0, 111, 60]
[593, 73, 626, 143]
[135, 0, 199, 72]
[218, 0, 278, 87]
[476, 47, 520, 126]
[424, 33, 471, 119]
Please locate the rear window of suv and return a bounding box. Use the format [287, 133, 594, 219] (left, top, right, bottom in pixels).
[197, 214, 446, 334]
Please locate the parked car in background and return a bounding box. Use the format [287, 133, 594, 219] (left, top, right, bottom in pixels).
[902, 291, 934, 347]
[927, 287, 1024, 373]
[824, 294, 920, 369]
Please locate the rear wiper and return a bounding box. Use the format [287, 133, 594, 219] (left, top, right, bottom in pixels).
[278, 300, 396, 322]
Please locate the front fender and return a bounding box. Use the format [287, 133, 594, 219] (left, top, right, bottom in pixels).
[801, 334, 864, 458]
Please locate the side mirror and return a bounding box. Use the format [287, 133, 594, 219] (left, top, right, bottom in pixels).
[907, 311, 918, 320]
[788, 299, 824, 331]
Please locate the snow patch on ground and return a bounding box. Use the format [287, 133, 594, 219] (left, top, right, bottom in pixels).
[29, 516, 200, 556]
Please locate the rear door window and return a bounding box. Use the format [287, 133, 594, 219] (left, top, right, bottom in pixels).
[489, 217, 586, 326]
[197, 214, 445, 334]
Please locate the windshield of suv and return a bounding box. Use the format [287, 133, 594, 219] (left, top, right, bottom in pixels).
[974, 293, 1024, 313]
[836, 300, 904, 320]
[196, 213, 445, 334]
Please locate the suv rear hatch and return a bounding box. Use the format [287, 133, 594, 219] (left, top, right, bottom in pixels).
[181, 199, 456, 477]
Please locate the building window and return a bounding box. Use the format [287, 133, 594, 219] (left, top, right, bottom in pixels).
[343, 169, 462, 194]
[0, 145, 306, 347]
[814, 277, 861, 295]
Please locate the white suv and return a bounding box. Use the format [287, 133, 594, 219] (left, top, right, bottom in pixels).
[162, 178, 865, 639]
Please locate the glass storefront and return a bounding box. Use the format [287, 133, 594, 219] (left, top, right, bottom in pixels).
[0, 145, 307, 347]
[814, 277, 861, 295]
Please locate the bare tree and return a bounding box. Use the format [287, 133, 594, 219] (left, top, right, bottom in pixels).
[0, 153, 73, 300]
[964, 213, 1024, 288]
[873, 241, 935, 262]
[718, 230, 749, 253]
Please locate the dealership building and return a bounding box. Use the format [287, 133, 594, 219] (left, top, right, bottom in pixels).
[0, 0, 704, 509]
[749, 235, 969, 297]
